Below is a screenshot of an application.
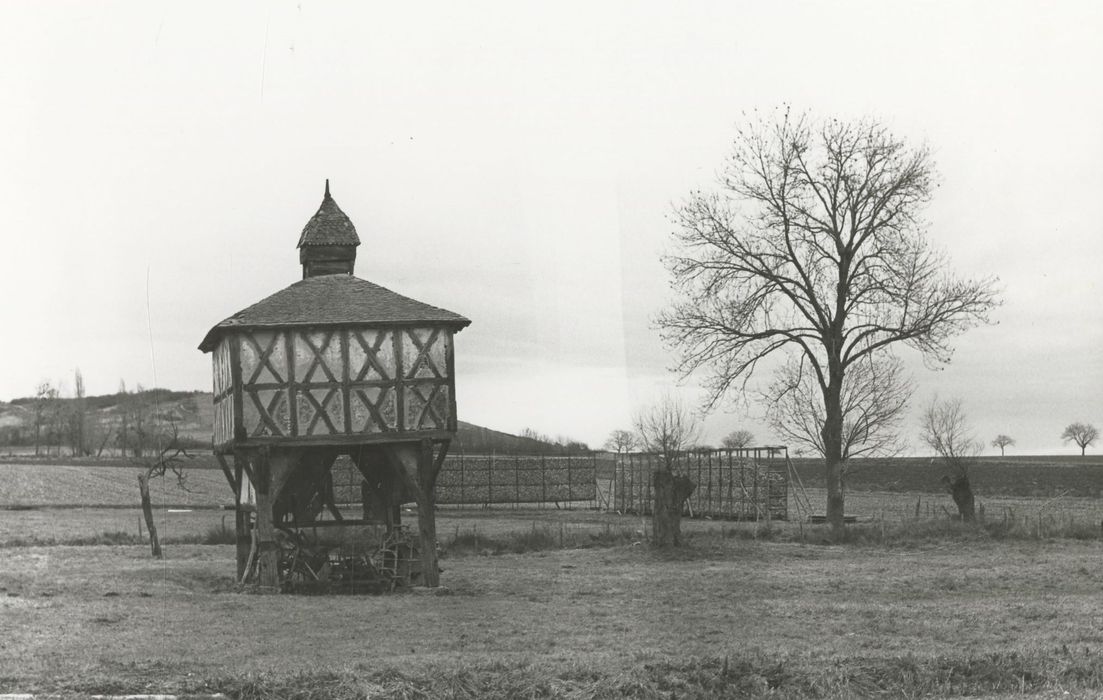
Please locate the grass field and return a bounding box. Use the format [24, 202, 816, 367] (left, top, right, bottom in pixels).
[4, 459, 1103, 696]
[0, 462, 229, 508]
[3, 515, 1103, 698]
[795, 488, 1103, 526]
[790, 456, 1103, 498]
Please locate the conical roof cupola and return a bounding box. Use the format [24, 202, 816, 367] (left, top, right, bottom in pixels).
[297, 180, 360, 278]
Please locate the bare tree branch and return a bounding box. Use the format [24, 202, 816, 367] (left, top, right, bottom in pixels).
[632, 395, 700, 473]
[1061, 422, 1099, 456]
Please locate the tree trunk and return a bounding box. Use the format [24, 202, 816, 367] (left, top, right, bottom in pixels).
[821, 380, 846, 538]
[137, 472, 161, 558]
[652, 469, 695, 547]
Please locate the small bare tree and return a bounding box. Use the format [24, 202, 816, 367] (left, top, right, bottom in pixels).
[132, 421, 192, 558]
[991, 434, 1015, 456]
[765, 353, 913, 464]
[721, 429, 755, 450]
[31, 381, 56, 457]
[633, 395, 699, 547]
[604, 429, 640, 454]
[920, 397, 980, 521]
[68, 368, 87, 456]
[1061, 423, 1099, 456]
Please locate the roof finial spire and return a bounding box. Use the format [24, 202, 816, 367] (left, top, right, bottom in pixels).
[324, 178, 331, 199]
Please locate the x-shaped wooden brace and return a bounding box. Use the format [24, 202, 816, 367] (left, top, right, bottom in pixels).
[403, 328, 443, 380]
[405, 383, 444, 430]
[243, 332, 285, 385]
[351, 329, 393, 381]
[352, 386, 394, 432]
[298, 331, 338, 383]
[248, 390, 286, 436]
[300, 388, 340, 435]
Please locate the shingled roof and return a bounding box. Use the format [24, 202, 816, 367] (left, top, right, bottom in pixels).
[199, 274, 470, 352]
[296, 180, 360, 248]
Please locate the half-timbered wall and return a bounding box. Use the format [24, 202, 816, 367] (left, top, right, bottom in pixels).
[212, 326, 454, 449]
[211, 339, 234, 446]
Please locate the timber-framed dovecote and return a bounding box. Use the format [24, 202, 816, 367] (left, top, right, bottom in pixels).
[199, 181, 470, 591]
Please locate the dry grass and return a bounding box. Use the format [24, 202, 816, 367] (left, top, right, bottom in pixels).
[4, 514, 1103, 697]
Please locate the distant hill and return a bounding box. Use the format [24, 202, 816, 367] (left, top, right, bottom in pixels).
[451, 421, 588, 455]
[0, 390, 580, 456]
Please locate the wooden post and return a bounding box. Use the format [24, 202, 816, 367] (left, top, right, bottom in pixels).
[253, 447, 301, 590]
[253, 448, 278, 589]
[382, 440, 444, 587]
[233, 452, 249, 579]
[417, 439, 441, 587]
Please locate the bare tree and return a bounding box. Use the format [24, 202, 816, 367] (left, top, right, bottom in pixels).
[658, 110, 1000, 535]
[31, 381, 55, 457]
[721, 429, 755, 450]
[604, 429, 640, 454]
[68, 368, 87, 456]
[120, 383, 150, 458]
[132, 421, 192, 558]
[633, 395, 699, 547]
[920, 397, 980, 521]
[991, 434, 1015, 456]
[48, 384, 67, 457]
[765, 353, 912, 463]
[1061, 423, 1099, 456]
[634, 395, 700, 471]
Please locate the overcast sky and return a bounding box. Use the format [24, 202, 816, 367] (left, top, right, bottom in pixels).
[1, 1, 1100, 454]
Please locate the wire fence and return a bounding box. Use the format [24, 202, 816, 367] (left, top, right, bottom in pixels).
[328, 448, 788, 518]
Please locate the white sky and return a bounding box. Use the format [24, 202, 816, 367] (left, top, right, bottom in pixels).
[1, 1, 1100, 454]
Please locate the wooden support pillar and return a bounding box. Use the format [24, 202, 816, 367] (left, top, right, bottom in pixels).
[253, 449, 277, 589]
[253, 447, 302, 590]
[417, 439, 441, 587]
[383, 439, 448, 587]
[231, 452, 250, 580]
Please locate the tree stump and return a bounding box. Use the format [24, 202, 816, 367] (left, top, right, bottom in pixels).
[137, 473, 161, 558]
[942, 473, 976, 522]
[652, 470, 695, 547]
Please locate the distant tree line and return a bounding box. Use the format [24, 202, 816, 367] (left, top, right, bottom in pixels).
[2, 375, 206, 457]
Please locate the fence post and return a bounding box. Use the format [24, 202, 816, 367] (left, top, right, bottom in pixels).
[730, 453, 737, 519]
[569, 451, 577, 511]
[753, 459, 759, 521]
[707, 451, 713, 517]
[592, 454, 599, 509]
